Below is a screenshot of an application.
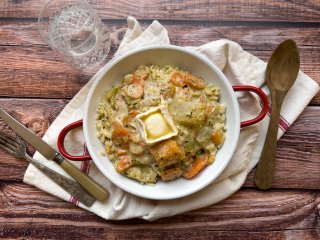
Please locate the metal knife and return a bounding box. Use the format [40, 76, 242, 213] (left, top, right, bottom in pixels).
[0, 108, 109, 202]
[0, 130, 95, 207]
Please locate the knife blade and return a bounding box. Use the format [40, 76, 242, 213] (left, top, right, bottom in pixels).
[0, 108, 109, 202]
[0, 109, 57, 159]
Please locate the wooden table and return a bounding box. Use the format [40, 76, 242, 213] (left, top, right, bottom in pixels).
[0, 1, 319, 239]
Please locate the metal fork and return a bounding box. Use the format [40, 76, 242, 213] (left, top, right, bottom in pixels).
[0, 131, 95, 207]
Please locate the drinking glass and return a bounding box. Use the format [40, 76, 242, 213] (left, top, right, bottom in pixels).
[38, 0, 111, 68]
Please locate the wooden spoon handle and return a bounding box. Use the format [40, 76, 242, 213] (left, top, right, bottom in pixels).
[255, 93, 283, 190]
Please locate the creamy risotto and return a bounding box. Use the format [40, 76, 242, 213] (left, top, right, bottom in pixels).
[96, 64, 226, 184]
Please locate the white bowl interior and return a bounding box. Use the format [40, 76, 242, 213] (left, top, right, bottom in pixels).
[84, 46, 240, 200]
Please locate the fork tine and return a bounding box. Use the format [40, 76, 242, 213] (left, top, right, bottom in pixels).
[0, 130, 21, 143]
[0, 137, 17, 150]
[0, 139, 16, 155]
[0, 134, 14, 147]
[0, 131, 21, 148]
[0, 134, 16, 147]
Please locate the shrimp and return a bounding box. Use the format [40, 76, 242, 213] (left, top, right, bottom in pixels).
[185, 73, 205, 90]
[170, 71, 186, 87]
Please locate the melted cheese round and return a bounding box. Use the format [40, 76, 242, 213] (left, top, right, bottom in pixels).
[143, 112, 171, 139]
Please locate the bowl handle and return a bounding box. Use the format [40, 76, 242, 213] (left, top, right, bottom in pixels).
[57, 86, 268, 160]
[233, 85, 268, 128]
[57, 120, 92, 161]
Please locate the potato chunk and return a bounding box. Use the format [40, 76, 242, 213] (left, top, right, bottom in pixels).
[168, 101, 206, 126]
[126, 166, 157, 183]
[150, 139, 185, 167]
[160, 167, 183, 181]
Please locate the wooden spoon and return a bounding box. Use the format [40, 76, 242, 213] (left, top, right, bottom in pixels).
[255, 39, 300, 190]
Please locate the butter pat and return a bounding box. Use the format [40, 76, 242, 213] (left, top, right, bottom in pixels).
[135, 105, 178, 145]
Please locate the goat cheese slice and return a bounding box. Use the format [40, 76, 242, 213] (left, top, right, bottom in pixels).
[143, 112, 171, 139]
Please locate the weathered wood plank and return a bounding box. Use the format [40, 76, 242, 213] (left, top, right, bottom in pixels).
[0, 226, 319, 240]
[2, 20, 320, 52]
[1, 0, 320, 22]
[0, 45, 98, 99]
[0, 99, 68, 180]
[0, 1, 318, 239]
[244, 106, 320, 189]
[0, 99, 319, 189]
[0, 183, 319, 232]
[0, 21, 319, 102]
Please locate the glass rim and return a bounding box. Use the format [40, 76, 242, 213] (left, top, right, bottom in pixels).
[38, 0, 98, 52]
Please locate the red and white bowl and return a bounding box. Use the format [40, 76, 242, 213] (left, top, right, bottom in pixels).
[58, 45, 268, 200]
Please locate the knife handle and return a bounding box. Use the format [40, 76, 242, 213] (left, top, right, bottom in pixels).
[54, 153, 109, 202]
[25, 154, 96, 207]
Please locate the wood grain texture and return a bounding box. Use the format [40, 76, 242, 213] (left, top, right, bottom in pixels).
[0, 228, 318, 240]
[0, 99, 68, 180]
[0, 20, 319, 102]
[1, 0, 320, 22]
[0, 183, 319, 236]
[245, 107, 320, 189]
[0, 99, 319, 189]
[0, 0, 320, 238]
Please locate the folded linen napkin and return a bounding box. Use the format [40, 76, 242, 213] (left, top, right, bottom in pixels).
[24, 17, 319, 221]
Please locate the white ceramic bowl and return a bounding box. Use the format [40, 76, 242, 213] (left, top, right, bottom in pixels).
[81, 45, 241, 200]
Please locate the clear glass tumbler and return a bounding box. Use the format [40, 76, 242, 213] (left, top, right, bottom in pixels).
[38, 0, 111, 68]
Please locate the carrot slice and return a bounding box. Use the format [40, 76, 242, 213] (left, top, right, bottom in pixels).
[125, 83, 144, 99]
[211, 131, 224, 145]
[206, 104, 214, 115]
[116, 156, 133, 172]
[131, 75, 146, 86]
[170, 72, 186, 87]
[183, 153, 209, 179]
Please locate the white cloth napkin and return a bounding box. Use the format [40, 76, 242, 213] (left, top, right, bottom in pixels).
[24, 17, 319, 221]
